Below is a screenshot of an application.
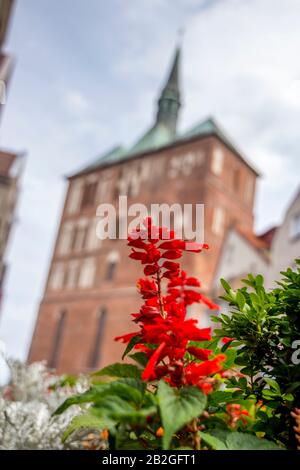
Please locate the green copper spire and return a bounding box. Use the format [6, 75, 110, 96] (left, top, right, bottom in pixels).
[156, 47, 181, 136]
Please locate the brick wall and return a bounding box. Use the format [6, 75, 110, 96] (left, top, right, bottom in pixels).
[29, 134, 257, 373]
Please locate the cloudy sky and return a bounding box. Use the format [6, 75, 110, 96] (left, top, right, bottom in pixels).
[0, 0, 299, 373]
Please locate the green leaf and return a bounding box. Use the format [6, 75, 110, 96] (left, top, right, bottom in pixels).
[62, 412, 115, 442]
[92, 363, 141, 379]
[262, 389, 279, 400]
[221, 340, 233, 352]
[222, 348, 237, 368]
[54, 378, 146, 414]
[236, 291, 246, 310]
[255, 274, 264, 286]
[282, 393, 294, 402]
[92, 395, 157, 424]
[287, 381, 300, 393]
[54, 387, 103, 415]
[208, 390, 237, 406]
[122, 336, 141, 359]
[157, 381, 207, 449]
[264, 378, 281, 394]
[220, 278, 231, 293]
[129, 352, 148, 367]
[198, 432, 227, 450]
[97, 378, 146, 404]
[226, 432, 284, 450]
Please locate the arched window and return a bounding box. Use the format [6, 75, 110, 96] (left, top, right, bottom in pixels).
[212, 207, 225, 236]
[89, 307, 107, 369]
[81, 181, 98, 209]
[211, 147, 224, 176]
[66, 260, 80, 289]
[105, 251, 119, 281]
[49, 310, 67, 368]
[73, 218, 89, 252]
[85, 218, 101, 251]
[66, 180, 83, 215]
[57, 221, 74, 255]
[49, 263, 65, 290]
[78, 257, 96, 288]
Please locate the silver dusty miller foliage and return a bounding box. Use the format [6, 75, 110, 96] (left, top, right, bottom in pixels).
[0, 358, 92, 449]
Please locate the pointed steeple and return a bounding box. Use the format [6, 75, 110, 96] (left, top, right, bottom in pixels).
[156, 47, 181, 136]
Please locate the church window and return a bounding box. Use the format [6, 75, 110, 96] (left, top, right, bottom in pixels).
[106, 261, 116, 280]
[88, 307, 107, 368]
[57, 221, 74, 255]
[85, 218, 100, 251]
[211, 147, 224, 175]
[140, 160, 151, 180]
[212, 206, 225, 235]
[73, 218, 88, 252]
[81, 181, 98, 209]
[97, 179, 110, 202]
[66, 260, 80, 289]
[182, 152, 196, 176]
[168, 156, 181, 178]
[66, 180, 83, 215]
[105, 250, 119, 280]
[49, 263, 65, 290]
[78, 257, 96, 288]
[49, 310, 67, 368]
[290, 213, 300, 239]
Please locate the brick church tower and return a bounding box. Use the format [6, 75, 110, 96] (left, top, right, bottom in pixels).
[28, 48, 259, 374]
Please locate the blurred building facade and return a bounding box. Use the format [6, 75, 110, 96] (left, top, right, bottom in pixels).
[212, 186, 300, 297]
[0, 0, 15, 117]
[0, 149, 22, 297]
[268, 187, 300, 286]
[29, 48, 260, 374]
[0, 0, 23, 306]
[212, 225, 271, 298]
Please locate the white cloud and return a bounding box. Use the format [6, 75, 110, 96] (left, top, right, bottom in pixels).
[63, 89, 91, 114]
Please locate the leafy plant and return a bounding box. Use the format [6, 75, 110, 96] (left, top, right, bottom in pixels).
[213, 260, 300, 448]
[54, 218, 286, 450]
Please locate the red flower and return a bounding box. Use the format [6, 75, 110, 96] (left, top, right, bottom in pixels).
[226, 404, 250, 427]
[187, 346, 212, 361]
[185, 355, 225, 383]
[161, 249, 182, 260]
[115, 218, 227, 392]
[200, 294, 220, 310]
[129, 250, 147, 262]
[127, 236, 148, 249]
[162, 261, 180, 271]
[159, 240, 184, 250]
[142, 342, 166, 381]
[222, 337, 233, 344]
[137, 278, 158, 299]
[198, 382, 214, 394]
[114, 332, 140, 343]
[144, 265, 159, 275]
